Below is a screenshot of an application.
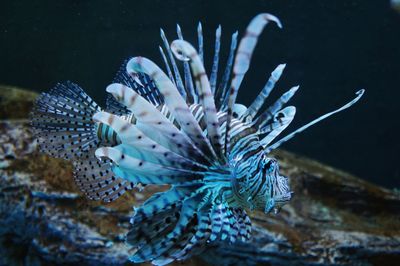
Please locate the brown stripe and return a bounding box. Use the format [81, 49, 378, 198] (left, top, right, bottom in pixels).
[130, 93, 138, 105]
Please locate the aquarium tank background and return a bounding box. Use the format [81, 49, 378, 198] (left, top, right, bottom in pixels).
[0, 1, 399, 266]
[1, 0, 399, 189]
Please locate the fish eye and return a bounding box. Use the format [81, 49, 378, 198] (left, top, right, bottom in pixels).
[264, 159, 276, 171]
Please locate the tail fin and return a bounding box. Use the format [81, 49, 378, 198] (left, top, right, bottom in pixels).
[30, 81, 101, 160]
[30, 81, 139, 202]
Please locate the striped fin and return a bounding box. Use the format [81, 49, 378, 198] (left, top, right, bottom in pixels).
[175, 210, 212, 260]
[73, 156, 135, 202]
[220, 206, 234, 242]
[221, 111, 260, 159]
[236, 214, 247, 241]
[151, 216, 198, 265]
[197, 22, 204, 64]
[209, 204, 223, 241]
[160, 28, 186, 100]
[131, 196, 199, 263]
[265, 89, 365, 153]
[224, 14, 282, 155]
[234, 208, 252, 241]
[171, 40, 224, 160]
[243, 64, 286, 119]
[105, 93, 130, 116]
[254, 85, 299, 129]
[226, 208, 240, 243]
[30, 81, 100, 160]
[106, 83, 210, 164]
[92, 111, 207, 169]
[231, 209, 247, 242]
[209, 203, 233, 242]
[216, 31, 238, 109]
[127, 187, 195, 248]
[259, 106, 296, 147]
[176, 24, 196, 103]
[207, 205, 240, 244]
[210, 25, 221, 94]
[95, 147, 203, 185]
[132, 186, 195, 224]
[110, 161, 190, 186]
[128, 207, 178, 249]
[157, 104, 176, 124]
[159, 46, 176, 87]
[140, 219, 197, 265]
[243, 210, 252, 239]
[113, 60, 163, 106]
[151, 233, 197, 265]
[126, 57, 218, 162]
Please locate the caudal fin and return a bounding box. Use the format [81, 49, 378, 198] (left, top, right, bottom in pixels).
[30, 81, 101, 160]
[30, 81, 140, 202]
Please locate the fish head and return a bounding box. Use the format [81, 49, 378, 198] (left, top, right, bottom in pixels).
[261, 158, 292, 214]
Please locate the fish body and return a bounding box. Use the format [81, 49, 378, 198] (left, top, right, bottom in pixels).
[30, 13, 364, 265]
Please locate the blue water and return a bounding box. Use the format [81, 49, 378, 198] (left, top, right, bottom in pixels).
[0, 0, 399, 188]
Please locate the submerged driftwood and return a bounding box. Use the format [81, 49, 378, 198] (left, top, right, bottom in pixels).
[0, 86, 399, 266]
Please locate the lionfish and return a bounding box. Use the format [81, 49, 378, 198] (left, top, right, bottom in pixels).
[30, 13, 364, 265]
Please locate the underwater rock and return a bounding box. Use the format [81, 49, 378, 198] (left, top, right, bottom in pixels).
[0, 85, 37, 119]
[0, 86, 399, 265]
[203, 150, 400, 265]
[0, 168, 132, 266]
[0, 121, 37, 168]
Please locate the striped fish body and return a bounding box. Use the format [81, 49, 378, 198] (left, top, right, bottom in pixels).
[30, 13, 364, 265]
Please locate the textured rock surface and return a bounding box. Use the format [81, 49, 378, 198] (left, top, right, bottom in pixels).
[1, 86, 399, 265]
[204, 150, 400, 265]
[0, 85, 37, 119]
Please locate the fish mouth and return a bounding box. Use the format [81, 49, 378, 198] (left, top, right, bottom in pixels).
[264, 191, 293, 214]
[274, 191, 293, 203]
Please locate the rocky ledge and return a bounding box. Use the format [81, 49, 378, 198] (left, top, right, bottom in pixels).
[1, 86, 399, 266]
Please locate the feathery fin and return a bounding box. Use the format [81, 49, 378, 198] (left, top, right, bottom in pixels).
[73, 156, 135, 202]
[160, 28, 187, 100]
[159, 46, 176, 87]
[197, 22, 204, 64]
[93, 111, 207, 170]
[216, 31, 238, 109]
[254, 85, 299, 129]
[171, 40, 224, 161]
[30, 81, 100, 160]
[126, 57, 218, 162]
[105, 83, 211, 164]
[210, 25, 222, 95]
[225, 14, 282, 155]
[30, 81, 136, 202]
[177, 24, 196, 103]
[265, 89, 365, 152]
[260, 106, 296, 146]
[113, 59, 163, 106]
[244, 63, 286, 119]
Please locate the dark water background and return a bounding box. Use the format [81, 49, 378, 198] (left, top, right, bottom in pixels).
[1, 0, 399, 189]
